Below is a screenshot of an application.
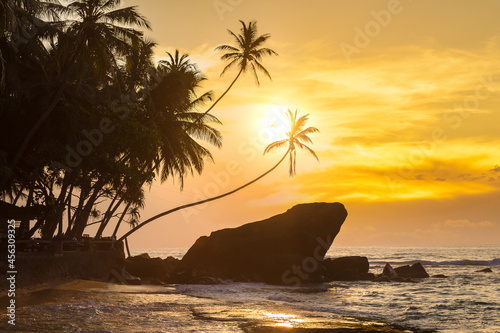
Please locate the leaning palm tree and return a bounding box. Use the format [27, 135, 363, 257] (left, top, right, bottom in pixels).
[118, 109, 319, 242]
[197, 20, 277, 121]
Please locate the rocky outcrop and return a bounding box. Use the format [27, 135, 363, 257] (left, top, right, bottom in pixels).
[395, 263, 430, 278]
[321, 256, 370, 281]
[383, 263, 398, 279]
[181, 203, 348, 284]
[122, 253, 221, 285]
[374, 263, 430, 282]
[476, 267, 493, 273]
[125, 253, 172, 281]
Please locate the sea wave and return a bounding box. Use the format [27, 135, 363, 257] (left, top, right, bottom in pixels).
[371, 258, 500, 266]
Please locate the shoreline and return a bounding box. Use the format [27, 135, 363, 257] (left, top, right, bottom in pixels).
[1, 278, 112, 310]
[1, 278, 436, 333]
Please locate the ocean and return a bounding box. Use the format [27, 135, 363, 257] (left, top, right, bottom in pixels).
[3, 245, 499, 332]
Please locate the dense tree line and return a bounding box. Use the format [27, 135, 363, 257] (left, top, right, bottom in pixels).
[0, 1, 286, 241]
[0, 0, 225, 240]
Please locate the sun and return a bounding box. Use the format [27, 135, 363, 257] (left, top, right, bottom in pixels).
[258, 105, 290, 144]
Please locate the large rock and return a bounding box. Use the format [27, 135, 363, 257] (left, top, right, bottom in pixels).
[125, 253, 172, 280]
[321, 256, 369, 281]
[378, 262, 429, 282]
[476, 267, 493, 273]
[124, 254, 221, 285]
[181, 202, 348, 284]
[382, 263, 398, 279]
[394, 263, 429, 278]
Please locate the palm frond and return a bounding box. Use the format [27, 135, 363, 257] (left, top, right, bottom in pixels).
[264, 139, 288, 155]
[220, 57, 239, 77]
[101, 6, 151, 30]
[295, 141, 319, 161]
[215, 44, 239, 52]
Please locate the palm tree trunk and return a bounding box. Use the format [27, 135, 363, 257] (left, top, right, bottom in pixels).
[95, 196, 124, 238]
[118, 149, 289, 242]
[194, 68, 243, 124]
[70, 178, 106, 239]
[112, 202, 132, 238]
[25, 218, 43, 239]
[19, 167, 39, 238]
[66, 183, 73, 231]
[44, 171, 73, 238]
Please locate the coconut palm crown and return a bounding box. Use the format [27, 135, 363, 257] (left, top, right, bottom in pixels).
[216, 20, 278, 85]
[264, 109, 319, 176]
[194, 20, 278, 122]
[118, 108, 319, 241]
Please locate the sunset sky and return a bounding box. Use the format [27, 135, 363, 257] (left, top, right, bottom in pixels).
[116, 0, 500, 248]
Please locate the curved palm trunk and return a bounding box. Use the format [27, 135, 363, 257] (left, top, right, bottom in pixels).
[194, 68, 243, 124]
[118, 149, 289, 242]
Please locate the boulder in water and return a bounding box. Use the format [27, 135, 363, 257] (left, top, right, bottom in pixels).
[321, 256, 369, 281]
[382, 263, 398, 279]
[476, 267, 493, 273]
[394, 263, 429, 278]
[125, 254, 172, 281]
[181, 202, 348, 285]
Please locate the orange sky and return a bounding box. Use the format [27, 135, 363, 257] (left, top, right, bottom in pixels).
[111, 0, 500, 248]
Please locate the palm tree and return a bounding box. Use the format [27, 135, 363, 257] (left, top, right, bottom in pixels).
[154, 50, 211, 115]
[159, 49, 196, 74]
[57, 0, 151, 83]
[91, 51, 221, 240]
[197, 20, 277, 121]
[4, 0, 151, 185]
[118, 109, 319, 242]
[148, 55, 221, 186]
[264, 109, 319, 176]
[123, 38, 156, 95]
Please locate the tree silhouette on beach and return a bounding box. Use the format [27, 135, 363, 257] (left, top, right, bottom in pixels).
[118, 109, 319, 242]
[3, 0, 151, 186]
[1, 9, 287, 242]
[198, 20, 278, 120]
[1, 1, 224, 240]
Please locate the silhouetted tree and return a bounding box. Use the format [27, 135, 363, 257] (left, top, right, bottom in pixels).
[118, 109, 319, 241]
[199, 20, 277, 120]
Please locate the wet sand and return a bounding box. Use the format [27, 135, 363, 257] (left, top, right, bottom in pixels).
[244, 329, 406, 333]
[1, 278, 111, 309]
[2, 280, 432, 332]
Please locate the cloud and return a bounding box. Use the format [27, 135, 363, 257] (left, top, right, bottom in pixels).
[444, 219, 476, 228]
[431, 219, 495, 231]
